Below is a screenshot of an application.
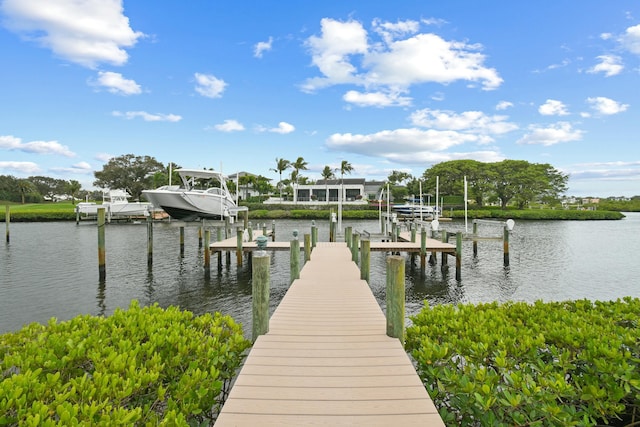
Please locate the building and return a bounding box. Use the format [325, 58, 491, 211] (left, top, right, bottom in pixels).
[265, 179, 385, 205]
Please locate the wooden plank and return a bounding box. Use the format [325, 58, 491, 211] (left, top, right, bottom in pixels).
[215, 242, 445, 427]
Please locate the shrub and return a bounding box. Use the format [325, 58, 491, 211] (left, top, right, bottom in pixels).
[406, 298, 640, 426]
[0, 301, 251, 425]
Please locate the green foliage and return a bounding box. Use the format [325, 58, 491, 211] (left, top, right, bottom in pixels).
[93, 154, 165, 201]
[406, 298, 640, 426]
[447, 209, 625, 220]
[0, 301, 251, 426]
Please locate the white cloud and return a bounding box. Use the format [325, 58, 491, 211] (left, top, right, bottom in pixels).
[619, 24, 640, 54]
[0, 0, 144, 68]
[302, 18, 502, 95]
[496, 101, 513, 110]
[50, 161, 93, 174]
[517, 122, 584, 146]
[95, 152, 113, 162]
[0, 135, 76, 157]
[214, 119, 245, 132]
[410, 109, 518, 136]
[538, 99, 569, 116]
[265, 122, 295, 134]
[194, 73, 227, 98]
[0, 161, 41, 174]
[92, 71, 141, 95]
[587, 55, 623, 77]
[343, 90, 412, 107]
[586, 97, 629, 115]
[254, 36, 273, 58]
[112, 111, 182, 122]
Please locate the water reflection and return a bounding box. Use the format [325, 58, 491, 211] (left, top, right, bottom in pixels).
[1, 214, 640, 336]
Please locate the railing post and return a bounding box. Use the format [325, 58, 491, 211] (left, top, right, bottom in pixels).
[386, 255, 405, 342]
[360, 239, 370, 283]
[290, 230, 300, 285]
[252, 236, 270, 341]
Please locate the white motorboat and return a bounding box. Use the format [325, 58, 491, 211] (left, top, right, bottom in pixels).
[392, 198, 439, 217]
[142, 169, 239, 221]
[75, 189, 152, 220]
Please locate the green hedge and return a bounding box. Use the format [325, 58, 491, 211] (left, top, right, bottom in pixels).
[446, 209, 625, 220]
[0, 301, 251, 425]
[406, 298, 640, 426]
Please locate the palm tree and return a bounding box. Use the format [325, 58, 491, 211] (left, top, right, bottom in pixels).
[337, 160, 354, 203]
[65, 180, 82, 205]
[269, 158, 290, 200]
[291, 157, 308, 203]
[321, 165, 335, 203]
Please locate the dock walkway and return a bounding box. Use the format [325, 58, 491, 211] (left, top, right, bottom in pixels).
[215, 242, 444, 426]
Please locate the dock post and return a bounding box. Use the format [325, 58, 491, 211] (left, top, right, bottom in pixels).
[360, 239, 370, 283]
[473, 220, 478, 257]
[97, 208, 106, 281]
[290, 230, 300, 285]
[504, 225, 510, 266]
[248, 222, 253, 241]
[146, 215, 153, 268]
[391, 222, 397, 242]
[217, 227, 223, 269]
[311, 220, 317, 248]
[204, 229, 211, 279]
[345, 226, 352, 249]
[262, 223, 267, 237]
[243, 210, 249, 229]
[272, 220, 276, 242]
[198, 222, 203, 248]
[351, 233, 359, 263]
[410, 223, 417, 265]
[236, 227, 243, 266]
[329, 213, 336, 242]
[5, 205, 9, 243]
[252, 236, 270, 341]
[441, 231, 448, 271]
[304, 233, 311, 262]
[386, 255, 405, 342]
[180, 226, 185, 258]
[456, 232, 462, 281]
[420, 227, 426, 274]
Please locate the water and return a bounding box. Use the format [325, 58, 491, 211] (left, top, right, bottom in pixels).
[2, 214, 639, 336]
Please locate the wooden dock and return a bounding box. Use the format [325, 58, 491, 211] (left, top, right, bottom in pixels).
[215, 242, 444, 426]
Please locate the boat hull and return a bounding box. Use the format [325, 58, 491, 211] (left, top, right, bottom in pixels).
[142, 189, 233, 221]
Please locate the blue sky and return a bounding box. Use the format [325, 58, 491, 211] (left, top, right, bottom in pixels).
[1, 1, 639, 197]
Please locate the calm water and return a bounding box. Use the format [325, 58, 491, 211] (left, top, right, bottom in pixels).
[2, 213, 639, 336]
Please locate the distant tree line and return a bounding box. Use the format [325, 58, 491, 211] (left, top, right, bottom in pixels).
[0, 175, 82, 204]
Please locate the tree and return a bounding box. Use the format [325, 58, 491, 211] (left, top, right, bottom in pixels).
[321, 165, 335, 203]
[291, 157, 308, 203]
[17, 179, 37, 204]
[269, 158, 290, 200]
[93, 154, 165, 201]
[423, 160, 496, 207]
[492, 160, 568, 209]
[387, 170, 412, 186]
[28, 176, 67, 200]
[238, 174, 256, 201]
[65, 180, 82, 205]
[337, 160, 353, 202]
[252, 175, 272, 197]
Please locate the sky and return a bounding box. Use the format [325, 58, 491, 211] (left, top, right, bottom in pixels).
[1, 1, 640, 198]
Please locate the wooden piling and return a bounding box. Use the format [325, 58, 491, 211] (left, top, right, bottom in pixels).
[290, 231, 300, 285]
[272, 220, 276, 242]
[351, 233, 359, 263]
[504, 225, 510, 266]
[5, 205, 9, 243]
[204, 229, 211, 278]
[248, 222, 253, 241]
[386, 255, 405, 342]
[345, 226, 352, 249]
[146, 215, 153, 268]
[236, 228, 243, 266]
[180, 226, 185, 257]
[97, 208, 106, 281]
[198, 224, 203, 248]
[304, 233, 311, 262]
[311, 221, 318, 248]
[420, 227, 426, 274]
[216, 227, 223, 269]
[441, 231, 448, 270]
[360, 238, 370, 283]
[456, 232, 462, 281]
[329, 216, 335, 242]
[252, 252, 270, 341]
[473, 221, 478, 257]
